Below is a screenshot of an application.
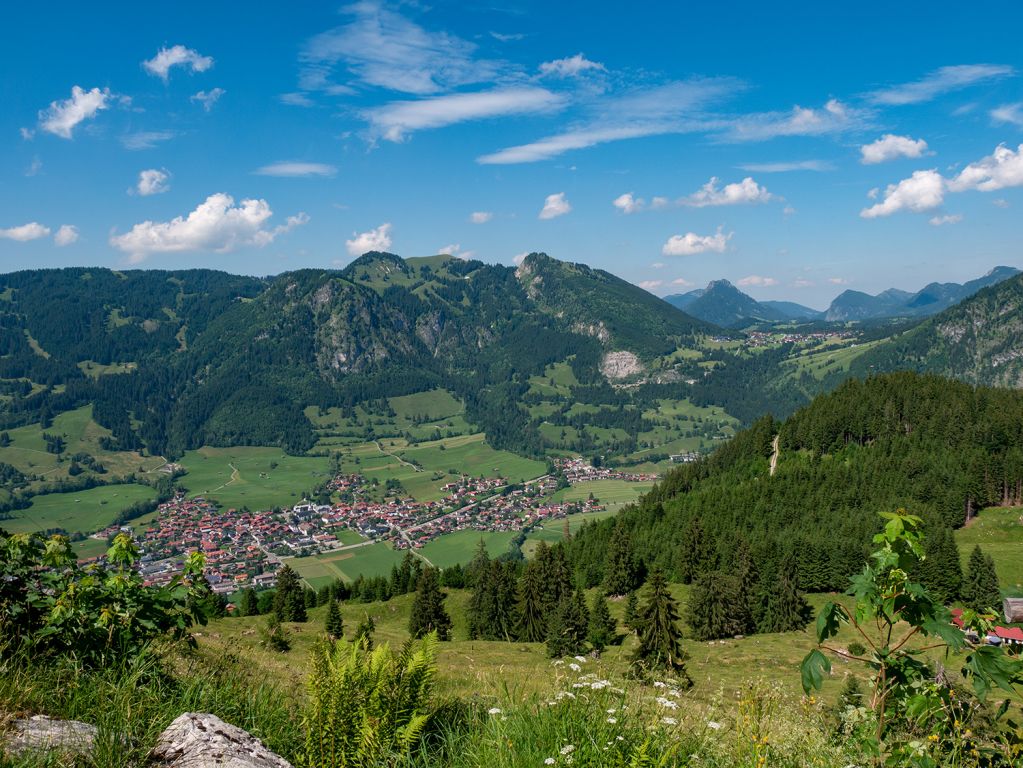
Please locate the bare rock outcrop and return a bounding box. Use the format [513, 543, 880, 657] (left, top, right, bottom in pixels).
[600, 350, 643, 380]
[4, 715, 97, 758]
[149, 713, 293, 768]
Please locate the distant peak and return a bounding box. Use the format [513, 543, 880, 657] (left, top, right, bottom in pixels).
[706, 279, 735, 290]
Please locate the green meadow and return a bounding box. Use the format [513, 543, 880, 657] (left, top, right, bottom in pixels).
[1, 483, 157, 535]
[955, 506, 1023, 595]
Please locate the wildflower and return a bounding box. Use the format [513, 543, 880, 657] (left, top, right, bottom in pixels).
[653, 681, 667, 688]
[656, 697, 678, 710]
[707, 721, 722, 730]
[607, 717, 617, 724]
[607, 709, 617, 714]
[488, 707, 502, 715]
[553, 660, 565, 667]
[544, 759, 555, 766]
[662, 717, 678, 725]
[573, 655, 587, 663]
[590, 680, 611, 690]
[569, 662, 582, 672]
[560, 744, 575, 755]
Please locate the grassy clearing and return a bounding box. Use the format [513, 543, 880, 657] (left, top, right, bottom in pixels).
[956, 506, 1023, 595]
[177, 447, 330, 510]
[288, 543, 406, 588]
[76, 360, 138, 379]
[416, 530, 519, 568]
[782, 338, 883, 380]
[1, 483, 157, 535]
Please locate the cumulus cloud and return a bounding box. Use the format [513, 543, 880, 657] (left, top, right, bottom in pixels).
[512, 252, 529, 266]
[110, 193, 307, 263]
[866, 64, 1014, 105]
[992, 103, 1023, 127]
[671, 277, 694, 287]
[737, 275, 778, 287]
[539, 192, 571, 220]
[143, 45, 214, 80]
[612, 193, 644, 214]
[662, 228, 731, 256]
[365, 87, 565, 142]
[929, 214, 963, 226]
[438, 243, 475, 260]
[54, 225, 79, 246]
[0, 222, 50, 241]
[738, 160, 833, 172]
[191, 88, 225, 111]
[38, 86, 110, 138]
[469, 211, 493, 223]
[860, 169, 946, 218]
[948, 143, 1023, 192]
[683, 177, 774, 207]
[724, 99, 870, 141]
[254, 162, 337, 177]
[539, 53, 605, 78]
[345, 223, 392, 256]
[860, 134, 930, 164]
[137, 169, 170, 196]
[638, 280, 663, 291]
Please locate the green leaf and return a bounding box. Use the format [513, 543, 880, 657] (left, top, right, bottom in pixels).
[815, 602, 846, 642]
[800, 648, 830, 694]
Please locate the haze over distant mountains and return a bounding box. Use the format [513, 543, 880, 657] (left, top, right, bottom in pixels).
[664, 266, 1020, 327]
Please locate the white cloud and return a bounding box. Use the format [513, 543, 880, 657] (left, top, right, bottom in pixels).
[612, 193, 644, 214]
[121, 131, 176, 150]
[0, 222, 50, 241]
[110, 193, 307, 263]
[724, 99, 870, 142]
[860, 169, 945, 218]
[142, 45, 214, 80]
[651, 196, 670, 209]
[994, 198, 1010, 208]
[20, 127, 34, 140]
[792, 278, 814, 288]
[671, 277, 693, 287]
[683, 176, 774, 207]
[650, 262, 665, 269]
[929, 214, 963, 226]
[860, 134, 930, 164]
[638, 280, 663, 291]
[738, 160, 833, 172]
[191, 88, 225, 112]
[992, 103, 1023, 127]
[38, 86, 110, 139]
[469, 211, 493, 224]
[737, 275, 778, 287]
[54, 225, 79, 246]
[438, 243, 475, 260]
[948, 143, 1023, 192]
[662, 228, 731, 256]
[866, 64, 1014, 105]
[478, 78, 737, 164]
[137, 169, 170, 196]
[512, 252, 529, 265]
[301, 3, 500, 96]
[280, 92, 315, 107]
[828, 277, 850, 285]
[783, 205, 797, 215]
[25, 157, 42, 177]
[366, 87, 564, 142]
[539, 53, 605, 78]
[345, 223, 392, 256]
[254, 162, 337, 177]
[539, 192, 571, 220]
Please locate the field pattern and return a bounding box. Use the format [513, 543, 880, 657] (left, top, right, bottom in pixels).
[1, 483, 157, 535]
[177, 447, 330, 510]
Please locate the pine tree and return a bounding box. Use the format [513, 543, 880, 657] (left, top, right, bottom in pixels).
[260, 613, 290, 652]
[587, 590, 618, 650]
[325, 600, 345, 639]
[676, 517, 711, 584]
[623, 591, 640, 633]
[353, 614, 375, 649]
[687, 571, 744, 641]
[630, 569, 691, 684]
[273, 565, 307, 622]
[758, 554, 811, 633]
[465, 539, 491, 588]
[731, 537, 761, 634]
[962, 545, 1001, 613]
[408, 567, 452, 640]
[240, 588, 259, 617]
[918, 526, 963, 604]
[516, 562, 547, 642]
[546, 588, 589, 658]
[603, 520, 639, 596]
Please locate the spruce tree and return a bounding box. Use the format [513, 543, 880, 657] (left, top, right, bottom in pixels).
[325, 600, 344, 639]
[918, 526, 963, 605]
[758, 554, 811, 633]
[603, 520, 639, 596]
[260, 613, 290, 652]
[353, 614, 375, 649]
[676, 517, 711, 584]
[546, 588, 589, 658]
[630, 569, 691, 685]
[408, 567, 452, 640]
[623, 590, 640, 633]
[587, 590, 618, 650]
[465, 539, 491, 587]
[962, 545, 1001, 613]
[273, 565, 307, 622]
[240, 588, 259, 617]
[731, 537, 761, 634]
[516, 562, 548, 642]
[687, 571, 744, 641]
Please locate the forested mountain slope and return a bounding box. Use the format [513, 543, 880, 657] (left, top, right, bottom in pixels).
[851, 271, 1023, 388]
[569, 372, 1023, 593]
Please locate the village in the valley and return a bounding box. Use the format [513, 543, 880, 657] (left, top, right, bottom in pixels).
[93, 458, 659, 595]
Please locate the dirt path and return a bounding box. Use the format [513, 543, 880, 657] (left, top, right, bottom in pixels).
[375, 441, 422, 471]
[211, 462, 241, 493]
[769, 434, 780, 477]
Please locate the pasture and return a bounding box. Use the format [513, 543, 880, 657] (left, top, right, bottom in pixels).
[288, 543, 405, 589]
[955, 506, 1023, 595]
[1, 483, 157, 535]
[417, 529, 519, 568]
[177, 447, 331, 510]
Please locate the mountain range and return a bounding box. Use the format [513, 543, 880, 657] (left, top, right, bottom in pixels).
[664, 266, 1019, 327]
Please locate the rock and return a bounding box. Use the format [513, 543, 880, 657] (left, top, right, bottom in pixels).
[149, 713, 293, 768]
[4, 714, 97, 757]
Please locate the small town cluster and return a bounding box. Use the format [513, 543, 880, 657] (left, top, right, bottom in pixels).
[744, 329, 858, 349]
[89, 459, 658, 595]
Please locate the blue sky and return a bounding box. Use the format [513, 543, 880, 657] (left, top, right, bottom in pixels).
[1, 1, 1022, 308]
